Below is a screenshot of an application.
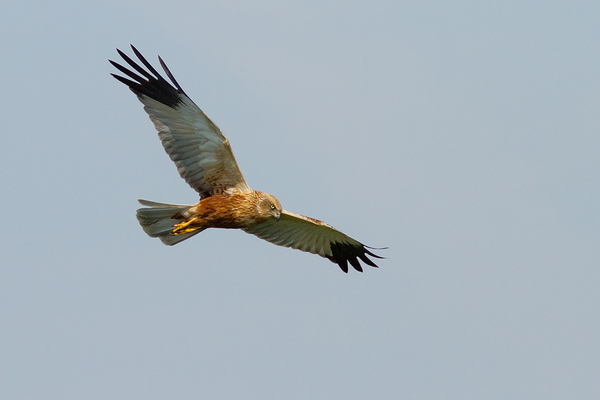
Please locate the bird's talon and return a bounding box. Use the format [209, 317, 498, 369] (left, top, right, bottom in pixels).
[173, 220, 195, 235]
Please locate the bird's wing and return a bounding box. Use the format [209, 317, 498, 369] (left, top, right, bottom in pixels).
[242, 210, 383, 273]
[110, 45, 250, 198]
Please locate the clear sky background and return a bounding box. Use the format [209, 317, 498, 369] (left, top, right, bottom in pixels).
[1, 1, 599, 399]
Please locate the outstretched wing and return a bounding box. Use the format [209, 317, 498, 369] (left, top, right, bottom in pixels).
[243, 210, 383, 273]
[110, 45, 250, 198]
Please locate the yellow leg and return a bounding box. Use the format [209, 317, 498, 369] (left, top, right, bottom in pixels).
[173, 220, 198, 235]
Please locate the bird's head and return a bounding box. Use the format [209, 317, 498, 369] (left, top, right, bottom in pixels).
[258, 192, 282, 222]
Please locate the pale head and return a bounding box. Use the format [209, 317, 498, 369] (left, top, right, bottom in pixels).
[256, 191, 282, 222]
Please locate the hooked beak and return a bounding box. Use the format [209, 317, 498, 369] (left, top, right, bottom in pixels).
[276, 212, 281, 222]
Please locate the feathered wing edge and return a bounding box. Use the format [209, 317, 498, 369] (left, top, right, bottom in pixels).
[327, 243, 384, 273]
[243, 210, 385, 273]
[110, 45, 251, 198]
[109, 45, 185, 108]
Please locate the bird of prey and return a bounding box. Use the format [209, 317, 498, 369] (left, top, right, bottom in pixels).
[110, 45, 383, 273]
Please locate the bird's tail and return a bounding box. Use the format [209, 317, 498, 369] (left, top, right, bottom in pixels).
[136, 199, 205, 245]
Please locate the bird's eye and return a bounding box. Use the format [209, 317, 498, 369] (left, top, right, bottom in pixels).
[270, 204, 275, 210]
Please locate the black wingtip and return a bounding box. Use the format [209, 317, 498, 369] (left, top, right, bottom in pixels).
[365, 245, 389, 250]
[327, 241, 384, 273]
[348, 257, 364, 273]
[358, 253, 379, 268]
[159, 56, 185, 92]
[110, 45, 184, 109]
[338, 259, 349, 273]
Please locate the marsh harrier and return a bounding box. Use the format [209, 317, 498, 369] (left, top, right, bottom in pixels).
[110, 46, 383, 273]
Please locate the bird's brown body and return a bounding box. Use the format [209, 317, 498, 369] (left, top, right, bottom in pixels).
[173, 190, 281, 234]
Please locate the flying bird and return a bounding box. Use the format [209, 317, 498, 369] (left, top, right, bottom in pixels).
[110, 45, 383, 273]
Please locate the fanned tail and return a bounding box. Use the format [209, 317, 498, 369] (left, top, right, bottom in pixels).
[136, 200, 205, 245]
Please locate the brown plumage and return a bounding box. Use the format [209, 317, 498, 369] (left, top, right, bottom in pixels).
[172, 191, 281, 233]
[110, 45, 384, 273]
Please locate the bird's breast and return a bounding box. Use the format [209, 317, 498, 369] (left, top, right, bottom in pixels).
[187, 192, 261, 229]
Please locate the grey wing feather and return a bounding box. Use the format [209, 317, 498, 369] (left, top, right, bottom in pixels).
[242, 210, 383, 273]
[110, 45, 250, 198]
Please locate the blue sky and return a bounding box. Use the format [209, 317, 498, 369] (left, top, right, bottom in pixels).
[2, 1, 599, 399]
